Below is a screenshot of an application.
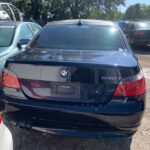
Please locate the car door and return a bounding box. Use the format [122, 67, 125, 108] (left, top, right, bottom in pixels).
[28, 23, 41, 36]
[3, 24, 34, 58]
[17, 23, 34, 50]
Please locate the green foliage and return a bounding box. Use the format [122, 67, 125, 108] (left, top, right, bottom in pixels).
[6, 0, 125, 24]
[87, 10, 103, 20]
[124, 3, 150, 21]
[141, 4, 150, 20]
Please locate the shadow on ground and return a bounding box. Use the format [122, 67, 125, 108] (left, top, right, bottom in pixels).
[5, 120, 132, 150]
[131, 45, 150, 55]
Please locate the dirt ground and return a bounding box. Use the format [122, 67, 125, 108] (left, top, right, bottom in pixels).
[131, 77, 150, 150]
[5, 47, 150, 150]
[131, 47, 150, 150]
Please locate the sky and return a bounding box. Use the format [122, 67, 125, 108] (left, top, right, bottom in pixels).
[120, 0, 150, 12]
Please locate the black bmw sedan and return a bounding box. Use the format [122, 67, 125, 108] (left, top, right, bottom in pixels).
[124, 22, 150, 46]
[0, 19, 146, 138]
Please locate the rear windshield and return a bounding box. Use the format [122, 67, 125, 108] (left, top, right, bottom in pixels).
[134, 22, 150, 30]
[30, 25, 124, 51]
[0, 26, 15, 47]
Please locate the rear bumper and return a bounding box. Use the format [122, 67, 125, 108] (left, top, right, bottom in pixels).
[0, 95, 145, 139]
[129, 39, 150, 45]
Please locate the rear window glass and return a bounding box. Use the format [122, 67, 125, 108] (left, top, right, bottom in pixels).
[0, 26, 15, 47]
[30, 25, 124, 51]
[134, 23, 150, 30]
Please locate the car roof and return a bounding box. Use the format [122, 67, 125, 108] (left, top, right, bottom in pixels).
[0, 21, 34, 26]
[0, 2, 10, 5]
[129, 21, 150, 24]
[47, 19, 114, 26]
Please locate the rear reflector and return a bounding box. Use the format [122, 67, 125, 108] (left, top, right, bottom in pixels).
[1, 70, 21, 89]
[134, 31, 144, 36]
[0, 116, 2, 124]
[114, 76, 146, 97]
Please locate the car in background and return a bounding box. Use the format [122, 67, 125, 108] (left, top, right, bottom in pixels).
[114, 20, 129, 32]
[0, 19, 146, 139]
[0, 21, 41, 72]
[0, 3, 22, 21]
[0, 104, 13, 150]
[0, 11, 10, 21]
[124, 22, 150, 46]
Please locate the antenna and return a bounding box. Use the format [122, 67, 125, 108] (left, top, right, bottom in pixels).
[77, 19, 82, 26]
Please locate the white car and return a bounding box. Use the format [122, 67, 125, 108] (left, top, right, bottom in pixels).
[0, 11, 10, 21]
[0, 2, 22, 21]
[0, 115, 13, 150]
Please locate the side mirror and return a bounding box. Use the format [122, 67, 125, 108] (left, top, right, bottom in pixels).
[17, 39, 30, 49]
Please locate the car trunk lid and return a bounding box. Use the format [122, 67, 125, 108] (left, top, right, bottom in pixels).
[6, 49, 139, 104]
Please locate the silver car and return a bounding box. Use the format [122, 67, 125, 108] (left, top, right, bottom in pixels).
[0, 2, 22, 21]
[0, 21, 41, 72]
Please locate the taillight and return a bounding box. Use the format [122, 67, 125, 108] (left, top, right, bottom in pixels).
[1, 69, 21, 89]
[0, 115, 2, 124]
[114, 74, 146, 97]
[134, 31, 144, 36]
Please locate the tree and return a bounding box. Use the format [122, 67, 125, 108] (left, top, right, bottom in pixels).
[5, 0, 125, 25]
[124, 3, 150, 21]
[124, 3, 142, 20]
[140, 4, 150, 20]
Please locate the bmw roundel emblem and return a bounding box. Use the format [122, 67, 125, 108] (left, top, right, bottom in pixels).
[60, 68, 70, 77]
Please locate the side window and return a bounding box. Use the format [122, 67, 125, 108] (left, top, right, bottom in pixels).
[29, 23, 41, 35]
[9, 5, 21, 21]
[131, 24, 135, 30]
[0, 5, 3, 11]
[127, 24, 132, 30]
[2, 4, 14, 20]
[124, 24, 128, 30]
[19, 24, 33, 40]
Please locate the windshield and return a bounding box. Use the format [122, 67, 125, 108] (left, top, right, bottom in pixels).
[0, 26, 15, 47]
[30, 25, 124, 51]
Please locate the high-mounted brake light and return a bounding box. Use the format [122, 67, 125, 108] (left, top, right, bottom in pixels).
[114, 75, 146, 97]
[1, 69, 21, 89]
